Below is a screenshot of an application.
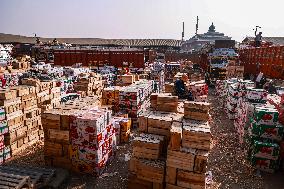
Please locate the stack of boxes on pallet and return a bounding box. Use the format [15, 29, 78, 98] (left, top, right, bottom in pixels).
[21, 78, 61, 111]
[0, 72, 21, 88]
[43, 100, 117, 175]
[73, 74, 103, 97]
[215, 79, 284, 172]
[166, 101, 211, 189]
[129, 94, 183, 189]
[0, 85, 44, 162]
[129, 133, 166, 189]
[130, 93, 211, 189]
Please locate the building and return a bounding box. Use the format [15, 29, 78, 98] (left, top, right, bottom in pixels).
[181, 23, 232, 52]
[53, 48, 145, 68]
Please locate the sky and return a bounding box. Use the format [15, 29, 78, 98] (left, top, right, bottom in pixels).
[1, 0, 284, 42]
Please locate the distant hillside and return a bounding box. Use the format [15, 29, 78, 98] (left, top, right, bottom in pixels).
[0, 33, 182, 47]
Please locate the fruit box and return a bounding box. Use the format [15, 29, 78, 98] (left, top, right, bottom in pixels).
[249, 119, 284, 141]
[251, 140, 280, 160]
[250, 156, 279, 173]
[254, 107, 279, 125]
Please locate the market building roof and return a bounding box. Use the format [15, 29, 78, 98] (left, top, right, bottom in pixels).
[0, 33, 182, 48]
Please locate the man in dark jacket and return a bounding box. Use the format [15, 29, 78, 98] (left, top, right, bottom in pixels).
[175, 74, 193, 100]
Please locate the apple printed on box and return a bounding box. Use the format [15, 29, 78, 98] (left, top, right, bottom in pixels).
[254, 106, 279, 125]
[252, 140, 280, 161]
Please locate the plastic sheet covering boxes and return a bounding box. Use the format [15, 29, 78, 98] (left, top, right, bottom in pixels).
[129, 94, 211, 189]
[0, 85, 44, 163]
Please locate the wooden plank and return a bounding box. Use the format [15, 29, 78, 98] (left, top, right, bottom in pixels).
[169, 122, 182, 151]
[176, 170, 205, 189]
[0, 172, 31, 189]
[166, 183, 187, 189]
[194, 150, 209, 174]
[166, 166, 177, 185]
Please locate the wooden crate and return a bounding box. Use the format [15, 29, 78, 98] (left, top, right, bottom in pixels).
[156, 94, 178, 113]
[44, 140, 64, 157]
[182, 119, 211, 151]
[176, 170, 205, 189]
[0, 89, 17, 100]
[41, 112, 61, 130]
[184, 101, 210, 121]
[194, 150, 209, 174]
[133, 133, 164, 160]
[131, 157, 165, 184]
[167, 148, 195, 171]
[138, 111, 151, 133]
[120, 129, 130, 143]
[166, 166, 177, 185]
[46, 129, 70, 144]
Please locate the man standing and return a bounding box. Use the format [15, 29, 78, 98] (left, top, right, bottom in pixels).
[255, 32, 263, 47]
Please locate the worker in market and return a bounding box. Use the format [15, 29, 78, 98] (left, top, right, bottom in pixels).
[264, 79, 277, 94]
[255, 32, 263, 47]
[205, 72, 210, 86]
[255, 72, 267, 89]
[174, 74, 194, 100]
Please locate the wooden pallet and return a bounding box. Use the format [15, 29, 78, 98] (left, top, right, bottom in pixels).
[0, 172, 31, 189]
[0, 166, 55, 188]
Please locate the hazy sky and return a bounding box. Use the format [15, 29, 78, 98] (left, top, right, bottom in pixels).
[1, 0, 284, 41]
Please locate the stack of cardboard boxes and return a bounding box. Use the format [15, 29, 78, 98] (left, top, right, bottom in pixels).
[42, 96, 119, 175]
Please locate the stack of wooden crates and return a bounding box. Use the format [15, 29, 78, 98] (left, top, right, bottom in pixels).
[21, 78, 61, 111]
[129, 93, 184, 189]
[0, 85, 44, 161]
[130, 94, 211, 189]
[73, 74, 103, 97]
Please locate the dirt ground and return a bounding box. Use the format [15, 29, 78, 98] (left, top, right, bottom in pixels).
[5, 89, 284, 189]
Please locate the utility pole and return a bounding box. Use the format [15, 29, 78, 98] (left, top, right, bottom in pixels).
[195, 16, 199, 35]
[182, 22, 185, 41]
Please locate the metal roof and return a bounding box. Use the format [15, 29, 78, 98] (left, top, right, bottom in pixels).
[0, 33, 182, 47]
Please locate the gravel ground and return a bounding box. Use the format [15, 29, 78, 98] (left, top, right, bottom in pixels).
[5, 89, 284, 189]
